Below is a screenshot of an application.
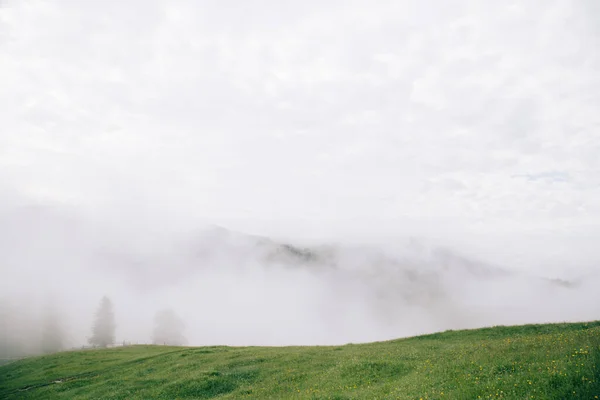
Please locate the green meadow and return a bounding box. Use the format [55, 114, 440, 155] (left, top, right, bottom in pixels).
[1, 321, 599, 399]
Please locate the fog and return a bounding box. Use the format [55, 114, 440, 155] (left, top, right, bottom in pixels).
[1, 0, 600, 355]
[1, 200, 599, 353]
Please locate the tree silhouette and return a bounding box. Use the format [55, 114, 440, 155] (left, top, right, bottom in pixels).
[88, 296, 115, 348]
[152, 309, 186, 346]
[41, 309, 64, 354]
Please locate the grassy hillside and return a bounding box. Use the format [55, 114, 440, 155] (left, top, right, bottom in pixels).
[1, 322, 599, 399]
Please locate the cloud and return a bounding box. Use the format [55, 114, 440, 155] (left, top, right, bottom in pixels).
[513, 171, 571, 183]
[0, 0, 599, 347]
[2, 1, 599, 227]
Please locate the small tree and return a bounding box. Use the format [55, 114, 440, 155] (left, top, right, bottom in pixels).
[88, 296, 115, 348]
[152, 309, 186, 346]
[0, 300, 19, 358]
[41, 310, 64, 354]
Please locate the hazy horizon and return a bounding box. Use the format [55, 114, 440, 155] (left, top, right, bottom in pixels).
[1, 0, 599, 352]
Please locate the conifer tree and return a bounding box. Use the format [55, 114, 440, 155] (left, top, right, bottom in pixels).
[88, 296, 115, 348]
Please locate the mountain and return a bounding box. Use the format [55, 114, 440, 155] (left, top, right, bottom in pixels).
[1, 206, 592, 347]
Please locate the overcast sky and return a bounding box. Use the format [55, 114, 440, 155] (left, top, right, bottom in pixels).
[1, 0, 600, 272]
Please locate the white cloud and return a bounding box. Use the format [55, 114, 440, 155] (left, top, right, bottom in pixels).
[1, 0, 599, 269]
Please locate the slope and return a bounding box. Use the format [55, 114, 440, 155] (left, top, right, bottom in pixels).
[1, 321, 599, 399]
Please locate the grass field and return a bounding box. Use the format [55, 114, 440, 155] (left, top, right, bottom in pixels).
[1, 321, 599, 399]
